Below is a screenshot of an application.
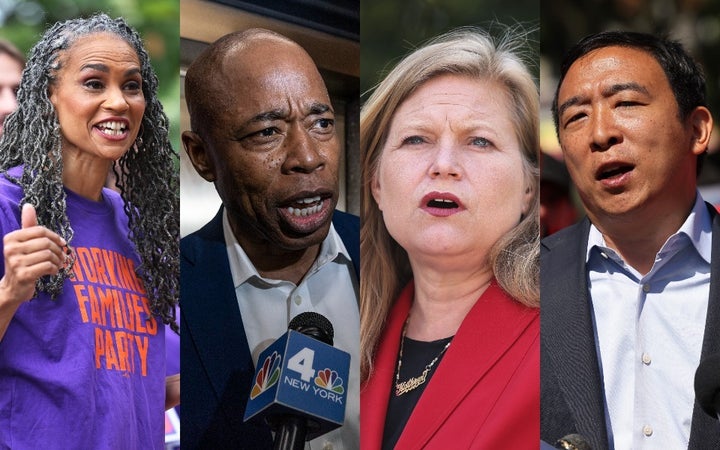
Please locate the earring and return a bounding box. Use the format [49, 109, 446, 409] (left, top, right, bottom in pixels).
[135, 124, 145, 148]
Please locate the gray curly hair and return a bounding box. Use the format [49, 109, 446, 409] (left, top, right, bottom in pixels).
[0, 13, 179, 331]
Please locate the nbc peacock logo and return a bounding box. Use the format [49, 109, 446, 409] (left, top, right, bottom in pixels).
[314, 368, 345, 394]
[250, 351, 281, 399]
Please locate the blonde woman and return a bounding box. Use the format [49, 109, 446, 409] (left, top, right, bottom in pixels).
[360, 27, 540, 449]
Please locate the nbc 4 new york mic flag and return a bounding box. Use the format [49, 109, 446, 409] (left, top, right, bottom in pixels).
[243, 330, 351, 438]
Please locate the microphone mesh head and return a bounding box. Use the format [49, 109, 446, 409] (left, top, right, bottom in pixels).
[556, 434, 592, 450]
[288, 311, 334, 345]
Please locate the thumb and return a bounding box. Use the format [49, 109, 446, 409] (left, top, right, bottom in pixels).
[21, 203, 38, 229]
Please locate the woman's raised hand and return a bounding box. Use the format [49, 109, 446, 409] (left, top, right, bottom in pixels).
[0, 204, 67, 305]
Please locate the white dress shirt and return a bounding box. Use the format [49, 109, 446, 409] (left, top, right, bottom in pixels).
[586, 193, 711, 450]
[223, 210, 360, 450]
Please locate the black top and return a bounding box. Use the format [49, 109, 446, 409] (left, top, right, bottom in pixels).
[382, 335, 453, 450]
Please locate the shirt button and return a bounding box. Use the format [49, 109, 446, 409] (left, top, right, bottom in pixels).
[294, 296, 302, 305]
[642, 283, 650, 293]
[642, 353, 652, 365]
[322, 443, 333, 450]
[643, 425, 653, 436]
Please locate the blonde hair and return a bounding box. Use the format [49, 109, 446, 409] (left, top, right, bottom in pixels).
[360, 26, 540, 382]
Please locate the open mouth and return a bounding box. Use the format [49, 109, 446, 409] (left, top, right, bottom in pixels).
[421, 192, 465, 217]
[96, 120, 128, 136]
[278, 191, 334, 235]
[597, 164, 634, 180]
[427, 198, 459, 209]
[285, 195, 324, 217]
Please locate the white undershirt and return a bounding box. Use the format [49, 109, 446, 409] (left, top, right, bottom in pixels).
[223, 210, 360, 450]
[587, 193, 711, 450]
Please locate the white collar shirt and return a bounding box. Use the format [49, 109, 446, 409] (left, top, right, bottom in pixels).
[223, 209, 360, 450]
[586, 192, 711, 450]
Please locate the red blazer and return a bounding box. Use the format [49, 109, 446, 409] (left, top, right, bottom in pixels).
[361, 280, 539, 449]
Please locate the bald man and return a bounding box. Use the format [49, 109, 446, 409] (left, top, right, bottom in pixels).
[181, 29, 360, 449]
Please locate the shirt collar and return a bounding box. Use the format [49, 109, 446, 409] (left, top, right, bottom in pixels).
[586, 191, 712, 265]
[222, 208, 351, 288]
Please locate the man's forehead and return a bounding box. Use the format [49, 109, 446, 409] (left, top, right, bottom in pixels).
[568, 46, 660, 77]
[560, 46, 666, 94]
[216, 39, 317, 82]
[223, 34, 302, 62]
[187, 31, 328, 130]
[209, 67, 331, 126]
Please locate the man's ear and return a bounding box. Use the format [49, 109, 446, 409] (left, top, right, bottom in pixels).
[689, 106, 713, 156]
[182, 131, 216, 182]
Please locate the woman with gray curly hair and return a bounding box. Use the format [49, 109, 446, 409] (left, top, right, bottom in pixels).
[360, 27, 540, 448]
[0, 13, 178, 449]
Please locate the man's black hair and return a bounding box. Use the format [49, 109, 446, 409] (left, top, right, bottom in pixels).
[552, 31, 706, 134]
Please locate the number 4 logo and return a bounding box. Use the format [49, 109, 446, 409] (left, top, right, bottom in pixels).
[287, 347, 315, 382]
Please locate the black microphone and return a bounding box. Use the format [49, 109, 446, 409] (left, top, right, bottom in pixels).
[243, 312, 350, 450]
[695, 353, 720, 420]
[288, 311, 334, 345]
[271, 312, 335, 450]
[555, 434, 592, 450]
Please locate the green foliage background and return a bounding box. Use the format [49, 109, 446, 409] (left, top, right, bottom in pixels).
[0, 0, 180, 153]
[360, 0, 540, 102]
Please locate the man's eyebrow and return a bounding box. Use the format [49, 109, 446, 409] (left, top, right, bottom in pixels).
[248, 109, 288, 123]
[308, 102, 333, 115]
[603, 82, 649, 97]
[242, 103, 333, 127]
[229, 109, 286, 140]
[558, 82, 651, 120]
[557, 95, 583, 120]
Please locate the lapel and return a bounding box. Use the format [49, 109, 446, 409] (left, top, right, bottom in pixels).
[541, 218, 609, 449]
[182, 208, 358, 414]
[332, 210, 360, 281]
[543, 207, 720, 449]
[688, 204, 720, 449]
[181, 207, 256, 417]
[396, 281, 537, 448]
[360, 283, 411, 450]
[361, 281, 538, 449]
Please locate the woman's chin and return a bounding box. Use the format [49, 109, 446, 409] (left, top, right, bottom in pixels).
[403, 236, 485, 261]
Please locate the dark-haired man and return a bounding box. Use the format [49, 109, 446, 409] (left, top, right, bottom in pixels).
[541, 31, 720, 449]
[180, 29, 359, 449]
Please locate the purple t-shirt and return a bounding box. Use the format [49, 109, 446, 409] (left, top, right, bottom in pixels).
[0, 168, 166, 449]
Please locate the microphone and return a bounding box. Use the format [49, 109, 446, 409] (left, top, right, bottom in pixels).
[243, 312, 350, 450]
[289, 311, 334, 345]
[555, 434, 592, 450]
[695, 353, 720, 420]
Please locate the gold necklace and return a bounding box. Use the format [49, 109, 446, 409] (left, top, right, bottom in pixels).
[394, 318, 451, 396]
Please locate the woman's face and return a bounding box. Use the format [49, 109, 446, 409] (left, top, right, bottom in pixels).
[50, 32, 145, 162]
[372, 74, 532, 266]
